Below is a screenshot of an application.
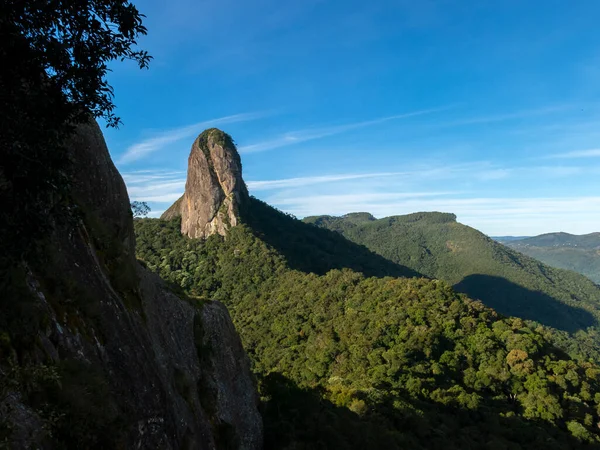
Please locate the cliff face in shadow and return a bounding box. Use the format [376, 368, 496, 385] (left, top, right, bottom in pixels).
[0, 122, 262, 449]
[455, 274, 597, 333]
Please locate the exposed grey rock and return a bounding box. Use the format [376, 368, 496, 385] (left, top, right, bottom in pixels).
[68, 121, 136, 259]
[1, 122, 262, 449]
[160, 129, 248, 238]
[198, 302, 263, 450]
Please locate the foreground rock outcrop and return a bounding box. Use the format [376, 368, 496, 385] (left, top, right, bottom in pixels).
[0, 122, 262, 449]
[161, 128, 248, 239]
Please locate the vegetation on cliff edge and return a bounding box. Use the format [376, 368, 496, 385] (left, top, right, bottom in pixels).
[135, 214, 600, 448]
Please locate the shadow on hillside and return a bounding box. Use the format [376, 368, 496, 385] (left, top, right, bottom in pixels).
[455, 274, 597, 333]
[245, 197, 421, 278]
[260, 372, 581, 450]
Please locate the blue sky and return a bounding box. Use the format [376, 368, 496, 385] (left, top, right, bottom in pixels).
[103, 0, 600, 235]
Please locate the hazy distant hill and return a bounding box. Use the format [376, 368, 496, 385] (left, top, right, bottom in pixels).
[503, 232, 600, 283]
[510, 232, 600, 248]
[494, 236, 530, 243]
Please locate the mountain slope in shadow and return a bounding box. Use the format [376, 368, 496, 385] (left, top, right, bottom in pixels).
[244, 197, 421, 278]
[455, 274, 596, 333]
[304, 212, 600, 336]
[261, 371, 585, 450]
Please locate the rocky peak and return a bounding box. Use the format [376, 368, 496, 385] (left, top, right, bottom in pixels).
[161, 128, 248, 239]
[342, 212, 377, 224]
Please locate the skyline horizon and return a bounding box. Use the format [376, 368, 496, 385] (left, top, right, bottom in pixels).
[103, 0, 600, 236]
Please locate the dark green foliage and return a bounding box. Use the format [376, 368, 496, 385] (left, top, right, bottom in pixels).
[0, 0, 150, 264]
[304, 212, 600, 360]
[2, 0, 151, 127]
[260, 373, 592, 450]
[135, 217, 600, 448]
[131, 201, 150, 218]
[243, 197, 420, 278]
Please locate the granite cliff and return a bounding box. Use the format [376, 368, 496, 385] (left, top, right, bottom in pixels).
[0, 122, 262, 449]
[161, 129, 248, 239]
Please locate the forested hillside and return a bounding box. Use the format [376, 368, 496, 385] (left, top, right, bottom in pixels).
[303, 212, 600, 360]
[135, 212, 600, 449]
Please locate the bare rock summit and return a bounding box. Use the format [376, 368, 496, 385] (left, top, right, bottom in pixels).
[161, 128, 248, 238]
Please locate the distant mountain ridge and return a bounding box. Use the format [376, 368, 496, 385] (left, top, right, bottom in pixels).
[493, 236, 531, 243]
[511, 232, 600, 249]
[501, 232, 600, 283]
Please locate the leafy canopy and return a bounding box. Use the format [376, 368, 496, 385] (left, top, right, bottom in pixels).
[135, 214, 600, 449]
[304, 212, 600, 360]
[131, 201, 150, 218]
[3, 0, 151, 127]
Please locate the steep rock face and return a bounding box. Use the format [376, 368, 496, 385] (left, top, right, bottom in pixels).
[68, 121, 136, 259]
[1, 122, 262, 449]
[161, 194, 184, 221]
[160, 129, 248, 238]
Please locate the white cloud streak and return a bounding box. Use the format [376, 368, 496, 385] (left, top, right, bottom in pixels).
[118, 112, 266, 164]
[121, 170, 185, 203]
[237, 105, 573, 154]
[247, 162, 588, 193]
[238, 107, 450, 154]
[546, 149, 600, 159]
[247, 172, 409, 190]
[440, 105, 571, 127]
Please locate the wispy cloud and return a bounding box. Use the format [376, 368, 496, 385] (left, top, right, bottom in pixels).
[118, 112, 266, 164]
[546, 149, 600, 159]
[121, 170, 185, 185]
[122, 169, 185, 203]
[238, 107, 451, 154]
[475, 169, 511, 181]
[441, 105, 571, 127]
[247, 161, 585, 193]
[247, 172, 409, 191]
[272, 191, 462, 208]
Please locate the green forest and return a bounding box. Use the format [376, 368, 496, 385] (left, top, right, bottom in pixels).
[135, 206, 600, 449]
[7, 0, 600, 447]
[303, 212, 600, 362]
